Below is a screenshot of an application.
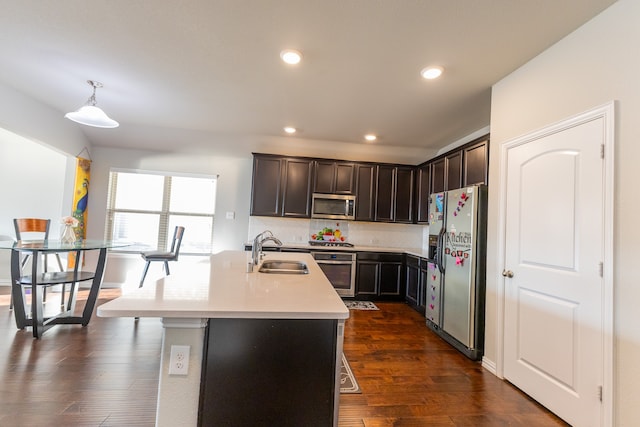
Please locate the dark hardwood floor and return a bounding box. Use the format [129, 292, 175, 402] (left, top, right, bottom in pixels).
[0, 288, 567, 426]
[0, 288, 160, 426]
[340, 303, 568, 427]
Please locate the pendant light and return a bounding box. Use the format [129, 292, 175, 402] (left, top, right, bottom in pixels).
[65, 80, 119, 128]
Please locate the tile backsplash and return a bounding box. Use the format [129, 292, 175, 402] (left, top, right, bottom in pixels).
[348, 221, 426, 249]
[248, 217, 312, 244]
[248, 216, 428, 250]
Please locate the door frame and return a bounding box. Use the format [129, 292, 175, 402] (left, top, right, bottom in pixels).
[494, 101, 615, 426]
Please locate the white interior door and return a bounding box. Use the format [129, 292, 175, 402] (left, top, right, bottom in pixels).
[502, 117, 605, 426]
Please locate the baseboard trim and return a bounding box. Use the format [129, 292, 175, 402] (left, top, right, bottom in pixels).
[482, 356, 498, 376]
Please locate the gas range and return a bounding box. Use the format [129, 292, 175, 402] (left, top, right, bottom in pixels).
[308, 240, 354, 248]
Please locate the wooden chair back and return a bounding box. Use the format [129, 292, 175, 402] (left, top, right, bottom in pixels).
[13, 218, 52, 240]
[12, 218, 64, 307]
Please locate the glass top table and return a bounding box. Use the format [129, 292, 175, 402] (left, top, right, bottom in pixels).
[0, 239, 129, 251]
[1, 239, 131, 338]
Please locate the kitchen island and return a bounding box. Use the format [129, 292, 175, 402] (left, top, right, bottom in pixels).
[97, 251, 349, 426]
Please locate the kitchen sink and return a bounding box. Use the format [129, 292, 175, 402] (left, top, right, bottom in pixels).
[258, 260, 309, 274]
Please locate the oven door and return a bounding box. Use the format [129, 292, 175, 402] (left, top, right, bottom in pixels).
[312, 252, 355, 297]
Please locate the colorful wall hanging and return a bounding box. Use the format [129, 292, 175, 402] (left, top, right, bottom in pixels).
[68, 154, 91, 269]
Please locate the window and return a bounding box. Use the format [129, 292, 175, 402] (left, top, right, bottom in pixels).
[105, 170, 217, 254]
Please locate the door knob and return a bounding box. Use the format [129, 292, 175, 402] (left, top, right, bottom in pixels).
[502, 270, 514, 278]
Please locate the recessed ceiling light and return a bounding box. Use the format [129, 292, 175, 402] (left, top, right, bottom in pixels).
[420, 66, 444, 80]
[364, 134, 377, 142]
[280, 49, 302, 65]
[284, 126, 297, 134]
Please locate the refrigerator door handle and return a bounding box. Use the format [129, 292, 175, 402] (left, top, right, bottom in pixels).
[436, 227, 446, 274]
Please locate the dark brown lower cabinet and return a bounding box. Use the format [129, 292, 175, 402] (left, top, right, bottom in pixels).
[379, 261, 403, 297]
[405, 255, 420, 308]
[419, 261, 428, 313]
[355, 252, 404, 300]
[199, 318, 338, 426]
[405, 255, 428, 315]
[355, 260, 379, 297]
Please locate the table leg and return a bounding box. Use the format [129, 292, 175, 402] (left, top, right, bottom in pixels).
[65, 281, 78, 313]
[81, 248, 107, 326]
[31, 252, 45, 339]
[10, 249, 27, 329]
[65, 250, 82, 315]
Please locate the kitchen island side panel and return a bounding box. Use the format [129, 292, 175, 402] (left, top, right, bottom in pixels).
[199, 318, 338, 426]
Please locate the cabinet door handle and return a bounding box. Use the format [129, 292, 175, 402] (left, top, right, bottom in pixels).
[502, 270, 514, 278]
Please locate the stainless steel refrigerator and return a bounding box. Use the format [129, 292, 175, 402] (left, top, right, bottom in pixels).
[426, 185, 487, 360]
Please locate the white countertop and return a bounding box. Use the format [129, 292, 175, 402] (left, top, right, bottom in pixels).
[97, 251, 349, 320]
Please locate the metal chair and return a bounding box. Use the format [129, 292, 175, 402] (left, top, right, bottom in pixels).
[0, 235, 16, 295]
[139, 226, 185, 288]
[12, 218, 65, 309]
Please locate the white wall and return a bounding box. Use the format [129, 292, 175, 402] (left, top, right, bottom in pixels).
[0, 82, 89, 160]
[0, 81, 92, 235]
[91, 147, 253, 286]
[91, 147, 252, 251]
[0, 129, 70, 282]
[0, 81, 91, 283]
[0, 129, 68, 233]
[487, 0, 638, 424]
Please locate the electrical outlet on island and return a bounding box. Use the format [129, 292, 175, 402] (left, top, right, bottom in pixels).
[169, 345, 190, 375]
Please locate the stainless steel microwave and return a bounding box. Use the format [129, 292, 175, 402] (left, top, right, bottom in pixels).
[311, 193, 356, 220]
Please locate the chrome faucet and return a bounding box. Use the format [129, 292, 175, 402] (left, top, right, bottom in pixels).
[251, 230, 283, 265]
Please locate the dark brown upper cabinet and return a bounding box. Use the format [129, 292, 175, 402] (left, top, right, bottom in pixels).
[250, 154, 313, 218]
[250, 155, 283, 216]
[375, 165, 395, 222]
[281, 158, 314, 217]
[313, 161, 355, 194]
[428, 135, 489, 195]
[251, 137, 488, 223]
[375, 165, 414, 223]
[355, 164, 376, 222]
[335, 163, 355, 194]
[463, 139, 489, 186]
[394, 166, 415, 223]
[445, 150, 463, 191]
[430, 158, 446, 194]
[416, 163, 431, 223]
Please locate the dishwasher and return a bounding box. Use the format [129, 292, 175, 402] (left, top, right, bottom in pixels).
[311, 251, 356, 297]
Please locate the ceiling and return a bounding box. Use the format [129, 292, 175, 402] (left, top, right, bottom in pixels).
[0, 0, 616, 163]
